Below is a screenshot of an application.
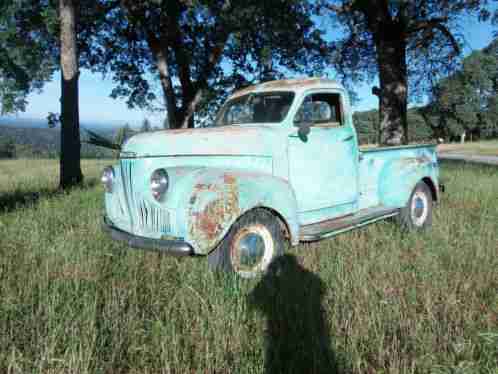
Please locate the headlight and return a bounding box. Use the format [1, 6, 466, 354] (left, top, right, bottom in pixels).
[151, 169, 169, 201]
[101, 166, 115, 193]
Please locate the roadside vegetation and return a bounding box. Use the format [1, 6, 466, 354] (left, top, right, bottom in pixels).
[438, 140, 498, 157]
[0, 159, 496, 373]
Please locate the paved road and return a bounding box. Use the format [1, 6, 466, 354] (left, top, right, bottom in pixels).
[438, 153, 498, 166]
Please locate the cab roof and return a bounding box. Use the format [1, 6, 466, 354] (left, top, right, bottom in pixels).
[229, 78, 345, 100]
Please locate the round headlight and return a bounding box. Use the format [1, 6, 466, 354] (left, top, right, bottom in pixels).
[151, 169, 169, 201]
[101, 166, 115, 193]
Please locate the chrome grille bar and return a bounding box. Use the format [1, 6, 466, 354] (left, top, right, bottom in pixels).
[119, 158, 171, 234]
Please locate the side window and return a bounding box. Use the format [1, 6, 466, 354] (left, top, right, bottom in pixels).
[225, 101, 252, 124]
[294, 93, 343, 127]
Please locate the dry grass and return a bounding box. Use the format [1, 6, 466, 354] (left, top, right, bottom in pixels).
[437, 140, 498, 156]
[0, 158, 497, 373]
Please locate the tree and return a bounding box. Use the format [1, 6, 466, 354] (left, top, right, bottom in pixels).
[324, 0, 490, 145]
[1, 0, 110, 188]
[59, 0, 83, 188]
[0, 1, 56, 114]
[0, 136, 16, 158]
[421, 39, 498, 141]
[95, 0, 327, 129]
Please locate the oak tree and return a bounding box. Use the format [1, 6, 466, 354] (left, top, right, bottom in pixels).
[324, 0, 490, 145]
[95, 0, 327, 129]
[0, 1, 56, 114]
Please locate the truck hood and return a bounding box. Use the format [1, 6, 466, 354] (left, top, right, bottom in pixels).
[122, 125, 278, 158]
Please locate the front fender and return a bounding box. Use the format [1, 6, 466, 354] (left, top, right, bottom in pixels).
[379, 156, 438, 208]
[174, 168, 299, 255]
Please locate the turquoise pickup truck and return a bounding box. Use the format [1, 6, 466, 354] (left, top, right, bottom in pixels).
[102, 78, 440, 277]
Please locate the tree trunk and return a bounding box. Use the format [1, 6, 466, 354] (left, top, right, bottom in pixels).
[59, 0, 83, 189]
[155, 49, 180, 129]
[376, 38, 409, 146]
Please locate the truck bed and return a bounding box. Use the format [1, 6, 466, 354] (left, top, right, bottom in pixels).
[358, 143, 438, 211]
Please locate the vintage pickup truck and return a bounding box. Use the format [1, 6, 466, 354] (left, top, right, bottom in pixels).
[102, 78, 440, 277]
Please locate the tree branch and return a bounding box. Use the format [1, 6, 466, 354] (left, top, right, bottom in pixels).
[408, 17, 460, 54]
[407, 17, 447, 34]
[325, 2, 353, 14]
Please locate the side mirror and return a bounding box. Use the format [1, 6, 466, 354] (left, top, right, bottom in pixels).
[294, 100, 314, 142]
[297, 122, 311, 142]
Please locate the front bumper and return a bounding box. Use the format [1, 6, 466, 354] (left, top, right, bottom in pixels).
[102, 216, 194, 256]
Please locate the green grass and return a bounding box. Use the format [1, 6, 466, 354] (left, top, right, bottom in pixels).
[0, 159, 497, 373]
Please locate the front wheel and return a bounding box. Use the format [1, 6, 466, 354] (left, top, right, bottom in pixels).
[208, 209, 284, 278]
[397, 181, 433, 230]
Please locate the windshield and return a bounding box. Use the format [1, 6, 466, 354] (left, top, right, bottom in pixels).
[215, 91, 295, 126]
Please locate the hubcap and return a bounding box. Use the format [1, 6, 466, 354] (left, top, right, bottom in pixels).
[230, 224, 274, 278]
[411, 190, 428, 227]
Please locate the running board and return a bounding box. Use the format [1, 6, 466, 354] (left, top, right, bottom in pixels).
[299, 206, 399, 242]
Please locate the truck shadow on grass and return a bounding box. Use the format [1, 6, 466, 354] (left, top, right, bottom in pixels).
[0, 178, 99, 213]
[248, 254, 341, 374]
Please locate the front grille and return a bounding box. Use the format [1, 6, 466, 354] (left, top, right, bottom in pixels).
[120, 158, 136, 227]
[120, 158, 171, 234]
[137, 199, 171, 233]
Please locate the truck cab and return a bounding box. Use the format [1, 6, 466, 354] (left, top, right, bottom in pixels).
[102, 78, 440, 277]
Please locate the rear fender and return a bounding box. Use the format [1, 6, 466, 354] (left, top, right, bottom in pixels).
[177, 169, 299, 254]
[379, 156, 438, 208]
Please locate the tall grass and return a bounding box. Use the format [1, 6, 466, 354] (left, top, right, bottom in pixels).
[0, 159, 497, 373]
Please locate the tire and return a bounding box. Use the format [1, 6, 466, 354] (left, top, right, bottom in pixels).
[208, 209, 285, 278]
[397, 181, 433, 230]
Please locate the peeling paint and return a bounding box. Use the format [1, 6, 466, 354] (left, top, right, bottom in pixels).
[188, 173, 241, 250]
[229, 78, 344, 100]
[103, 78, 439, 257]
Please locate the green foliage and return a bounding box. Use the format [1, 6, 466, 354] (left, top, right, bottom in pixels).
[325, 0, 490, 98]
[0, 125, 115, 159]
[354, 108, 433, 144]
[0, 135, 15, 158]
[0, 159, 497, 372]
[425, 38, 498, 140]
[0, 0, 56, 114]
[94, 0, 328, 127]
[353, 109, 378, 144]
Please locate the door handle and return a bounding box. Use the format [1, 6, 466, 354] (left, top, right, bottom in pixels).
[342, 135, 354, 142]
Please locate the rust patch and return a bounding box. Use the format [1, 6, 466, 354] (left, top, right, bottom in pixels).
[194, 183, 217, 191]
[189, 173, 241, 250]
[223, 173, 237, 184]
[260, 78, 322, 89]
[230, 78, 335, 99]
[194, 199, 225, 240]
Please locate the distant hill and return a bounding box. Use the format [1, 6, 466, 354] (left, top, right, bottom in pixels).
[0, 116, 133, 132]
[0, 124, 117, 159]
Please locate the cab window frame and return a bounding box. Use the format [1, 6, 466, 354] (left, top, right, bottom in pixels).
[293, 91, 345, 128]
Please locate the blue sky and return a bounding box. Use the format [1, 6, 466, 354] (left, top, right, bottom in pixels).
[9, 13, 497, 127]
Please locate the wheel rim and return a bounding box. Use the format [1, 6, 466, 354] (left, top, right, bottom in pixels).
[411, 190, 429, 227]
[230, 224, 274, 278]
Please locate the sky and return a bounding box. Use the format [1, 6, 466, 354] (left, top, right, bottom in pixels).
[7, 12, 497, 128]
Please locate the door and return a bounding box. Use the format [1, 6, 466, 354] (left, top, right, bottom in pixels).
[288, 91, 358, 224]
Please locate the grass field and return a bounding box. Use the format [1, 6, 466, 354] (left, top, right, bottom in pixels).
[438, 140, 498, 157]
[0, 159, 497, 373]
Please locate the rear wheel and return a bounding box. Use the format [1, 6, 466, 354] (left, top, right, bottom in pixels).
[208, 209, 284, 278]
[397, 181, 433, 230]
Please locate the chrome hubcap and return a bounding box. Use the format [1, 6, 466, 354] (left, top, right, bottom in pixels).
[230, 224, 274, 278]
[411, 190, 428, 227]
